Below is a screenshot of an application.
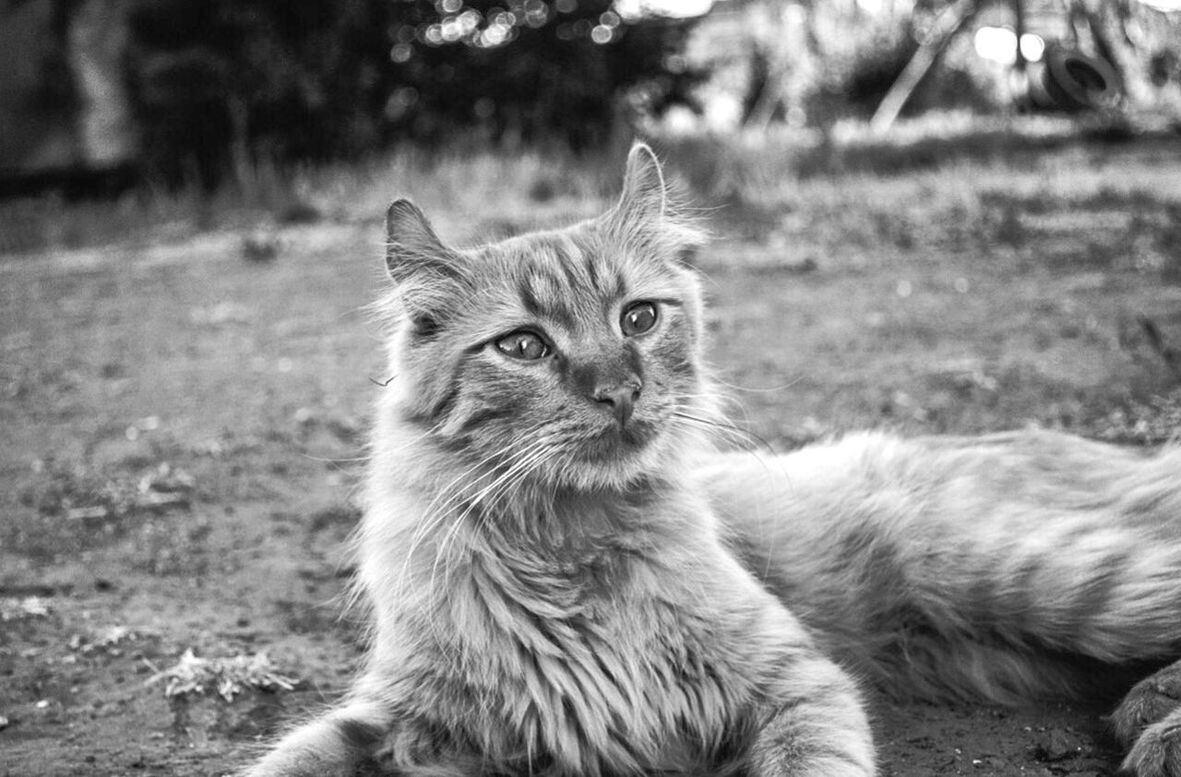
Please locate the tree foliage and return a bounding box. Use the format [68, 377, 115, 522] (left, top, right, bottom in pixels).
[121, 0, 700, 185]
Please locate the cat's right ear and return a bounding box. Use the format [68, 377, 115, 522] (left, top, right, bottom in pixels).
[614, 142, 667, 225]
[384, 199, 459, 283]
[604, 143, 706, 261]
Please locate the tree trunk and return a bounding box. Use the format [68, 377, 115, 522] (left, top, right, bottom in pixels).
[870, 0, 978, 134]
[1076, 0, 1156, 109]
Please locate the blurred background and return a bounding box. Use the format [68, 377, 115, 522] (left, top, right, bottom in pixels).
[2, 0, 1180, 201]
[4, 3, 1181, 776]
[2, 0, 1181, 252]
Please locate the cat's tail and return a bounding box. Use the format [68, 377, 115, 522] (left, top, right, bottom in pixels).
[242, 696, 389, 777]
[906, 429, 1181, 704]
[907, 429, 1181, 664]
[703, 428, 1181, 704]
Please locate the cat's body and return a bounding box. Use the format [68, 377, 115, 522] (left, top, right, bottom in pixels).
[245, 145, 1181, 777]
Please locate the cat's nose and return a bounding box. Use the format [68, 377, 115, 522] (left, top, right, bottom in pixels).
[593, 381, 641, 427]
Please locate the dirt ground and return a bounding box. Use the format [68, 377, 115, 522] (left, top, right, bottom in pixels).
[3, 141, 1181, 776]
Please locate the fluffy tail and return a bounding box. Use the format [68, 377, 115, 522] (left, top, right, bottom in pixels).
[702, 428, 1181, 704]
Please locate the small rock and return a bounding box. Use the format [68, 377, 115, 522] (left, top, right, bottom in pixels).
[276, 201, 320, 224]
[1033, 728, 1079, 762]
[67, 505, 110, 522]
[242, 230, 280, 262]
[91, 435, 153, 469]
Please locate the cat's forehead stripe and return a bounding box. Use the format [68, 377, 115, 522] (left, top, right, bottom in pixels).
[511, 234, 631, 326]
[517, 271, 575, 328]
[574, 232, 630, 299]
[548, 233, 596, 291]
[551, 231, 631, 300]
[513, 241, 576, 326]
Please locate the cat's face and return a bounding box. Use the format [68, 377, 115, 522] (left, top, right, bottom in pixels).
[380, 145, 715, 490]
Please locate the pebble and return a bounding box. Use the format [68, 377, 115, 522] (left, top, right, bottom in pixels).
[1033, 728, 1079, 762]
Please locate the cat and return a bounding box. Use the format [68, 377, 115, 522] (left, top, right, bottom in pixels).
[245, 143, 1181, 777]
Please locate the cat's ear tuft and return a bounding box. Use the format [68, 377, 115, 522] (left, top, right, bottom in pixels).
[385, 199, 451, 281]
[616, 142, 667, 223]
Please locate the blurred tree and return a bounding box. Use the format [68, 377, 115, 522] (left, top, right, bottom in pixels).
[116, 0, 701, 186]
[688, 0, 994, 130]
[1, 0, 85, 170]
[688, 0, 1179, 133]
[1069, 0, 1158, 108]
[384, 0, 702, 150]
[125, 0, 394, 186]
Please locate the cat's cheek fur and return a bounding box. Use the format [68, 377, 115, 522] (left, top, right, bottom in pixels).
[434, 361, 528, 441]
[382, 323, 470, 428]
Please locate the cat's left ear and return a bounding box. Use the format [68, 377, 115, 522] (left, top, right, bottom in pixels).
[614, 142, 668, 225]
[384, 200, 472, 338]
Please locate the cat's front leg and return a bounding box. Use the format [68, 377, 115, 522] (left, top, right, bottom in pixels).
[748, 655, 876, 777]
[1114, 659, 1181, 777]
[1121, 708, 1181, 777]
[243, 699, 388, 777]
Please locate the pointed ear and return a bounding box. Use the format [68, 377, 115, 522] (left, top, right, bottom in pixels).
[385, 199, 453, 282]
[615, 142, 667, 224]
[382, 199, 471, 339]
[603, 142, 705, 258]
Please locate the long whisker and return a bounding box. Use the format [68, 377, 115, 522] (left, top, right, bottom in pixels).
[424, 439, 557, 648]
[433, 438, 556, 569]
[672, 410, 778, 456]
[711, 374, 804, 394]
[408, 423, 555, 577]
[379, 423, 555, 609]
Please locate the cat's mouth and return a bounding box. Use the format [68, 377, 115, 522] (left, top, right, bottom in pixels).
[579, 419, 658, 460]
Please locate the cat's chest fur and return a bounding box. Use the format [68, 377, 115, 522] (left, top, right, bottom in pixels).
[372, 488, 773, 775]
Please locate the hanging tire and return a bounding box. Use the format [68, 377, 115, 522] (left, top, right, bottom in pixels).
[1040, 46, 1121, 112]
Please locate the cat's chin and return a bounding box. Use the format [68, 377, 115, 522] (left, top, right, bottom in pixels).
[546, 421, 675, 490]
[579, 420, 659, 462]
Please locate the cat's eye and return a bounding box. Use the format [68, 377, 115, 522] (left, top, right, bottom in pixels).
[495, 330, 551, 361]
[621, 301, 658, 337]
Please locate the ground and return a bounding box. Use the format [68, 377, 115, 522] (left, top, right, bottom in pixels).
[2, 135, 1180, 776]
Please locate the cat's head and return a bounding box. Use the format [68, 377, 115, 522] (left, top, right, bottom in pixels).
[377, 143, 718, 491]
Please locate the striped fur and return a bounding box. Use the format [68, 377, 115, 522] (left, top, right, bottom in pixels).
[245, 145, 1181, 777]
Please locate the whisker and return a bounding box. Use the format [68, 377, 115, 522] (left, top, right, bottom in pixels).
[412, 426, 554, 564]
[711, 374, 804, 394]
[672, 411, 778, 456]
[424, 440, 557, 644]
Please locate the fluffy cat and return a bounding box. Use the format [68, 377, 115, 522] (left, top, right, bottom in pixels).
[245, 144, 1181, 777]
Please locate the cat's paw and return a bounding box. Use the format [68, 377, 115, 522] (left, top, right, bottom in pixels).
[1113, 661, 1181, 747]
[1120, 708, 1181, 777]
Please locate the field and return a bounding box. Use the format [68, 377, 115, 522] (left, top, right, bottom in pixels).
[3, 127, 1181, 776]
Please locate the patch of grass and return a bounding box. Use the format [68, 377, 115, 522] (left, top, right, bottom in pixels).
[6, 112, 1177, 260]
[1090, 388, 1181, 444]
[0, 148, 618, 257]
[147, 649, 298, 701]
